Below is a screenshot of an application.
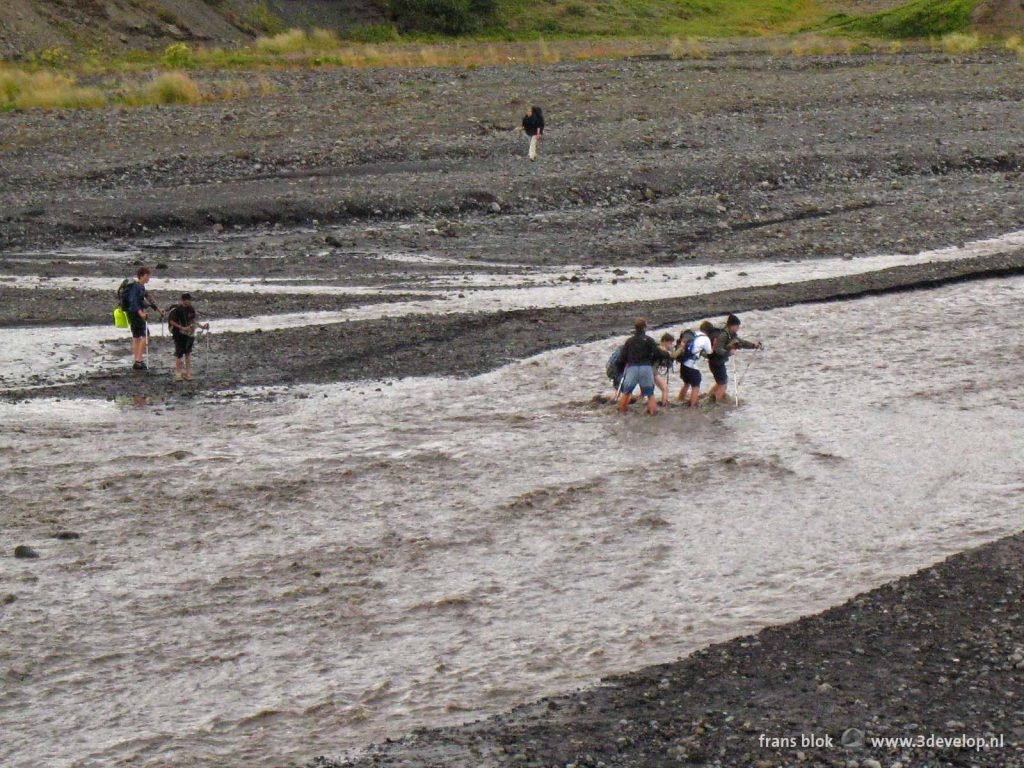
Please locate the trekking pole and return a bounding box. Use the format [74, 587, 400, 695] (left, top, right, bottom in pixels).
[144, 321, 150, 371]
[734, 348, 761, 406]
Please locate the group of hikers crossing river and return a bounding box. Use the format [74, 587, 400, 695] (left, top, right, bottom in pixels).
[608, 314, 763, 415]
[112, 265, 763, 407]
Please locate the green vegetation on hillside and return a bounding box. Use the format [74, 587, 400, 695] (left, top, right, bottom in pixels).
[381, 0, 826, 38]
[825, 0, 982, 38]
[506, 0, 824, 37]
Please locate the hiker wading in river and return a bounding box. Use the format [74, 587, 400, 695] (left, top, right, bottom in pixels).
[617, 318, 672, 416]
[707, 314, 762, 403]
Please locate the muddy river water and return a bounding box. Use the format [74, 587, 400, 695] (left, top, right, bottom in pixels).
[1, 275, 1023, 767]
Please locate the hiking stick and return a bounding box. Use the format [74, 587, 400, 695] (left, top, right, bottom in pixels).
[144, 321, 150, 370]
[734, 348, 761, 406]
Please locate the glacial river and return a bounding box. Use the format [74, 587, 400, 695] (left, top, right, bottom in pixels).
[1, 276, 1022, 767]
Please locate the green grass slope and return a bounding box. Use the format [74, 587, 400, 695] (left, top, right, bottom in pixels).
[824, 0, 983, 38]
[488, 0, 825, 38]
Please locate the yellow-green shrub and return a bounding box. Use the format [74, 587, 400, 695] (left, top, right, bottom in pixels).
[940, 32, 980, 54]
[142, 71, 202, 104]
[0, 68, 106, 110]
[667, 36, 708, 60]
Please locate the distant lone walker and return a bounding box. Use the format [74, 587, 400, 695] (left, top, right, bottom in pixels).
[521, 105, 544, 161]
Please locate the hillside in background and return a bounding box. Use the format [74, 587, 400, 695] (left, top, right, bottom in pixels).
[0, 0, 1020, 58]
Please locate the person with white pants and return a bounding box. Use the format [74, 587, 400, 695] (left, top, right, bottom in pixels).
[521, 105, 544, 161]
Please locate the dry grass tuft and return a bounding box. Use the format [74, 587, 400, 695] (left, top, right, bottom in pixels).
[939, 32, 980, 54]
[0, 68, 105, 110]
[142, 71, 203, 104]
[255, 28, 341, 55]
[667, 36, 709, 60]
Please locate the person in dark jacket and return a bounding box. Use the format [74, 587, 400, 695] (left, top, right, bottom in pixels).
[521, 105, 544, 161]
[124, 266, 164, 370]
[707, 313, 762, 403]
[166, 293, 209, 382]
[617, 318, 672, 415]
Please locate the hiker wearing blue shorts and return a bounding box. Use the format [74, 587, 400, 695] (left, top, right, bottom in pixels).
[617, 318, 671, 416]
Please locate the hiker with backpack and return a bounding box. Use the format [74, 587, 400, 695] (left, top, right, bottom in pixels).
[521, 105, 544, 161]
[166, 293, 209, 382]
[673, 321, 715, 408]
[706, 314, 762, 404]
[118, 266, 164, 371]
[654, 332, 675, 407]
[617, 318, 672, 416]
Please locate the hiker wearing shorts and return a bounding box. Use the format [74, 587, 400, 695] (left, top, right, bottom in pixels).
[521, 106, 544, 161]
[675, 321, 714, 408]
[654, 332, 675, 407]
[617, 318, 671, 416]
[124, 266, 163, 370]
[167, 293, 209, 382]
[707, 314, 762, 403]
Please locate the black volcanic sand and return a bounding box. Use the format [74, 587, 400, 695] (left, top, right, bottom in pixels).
[315, 533, 1024, 768]
[3, 50, 1024, 265]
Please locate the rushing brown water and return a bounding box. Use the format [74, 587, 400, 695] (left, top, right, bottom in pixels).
[1, 276, 1022, 768]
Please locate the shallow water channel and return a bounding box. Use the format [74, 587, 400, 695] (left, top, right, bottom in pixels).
[1, 277, 1023, 768]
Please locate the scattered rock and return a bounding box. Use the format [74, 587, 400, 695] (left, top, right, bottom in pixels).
[53, 532, 80, 540]
[14, 545, 39, 559]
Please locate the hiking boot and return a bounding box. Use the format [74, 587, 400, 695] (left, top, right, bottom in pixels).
[132, 361, 146, 371]
[174, 371, 183, 382]
[183, 373, 193, 381]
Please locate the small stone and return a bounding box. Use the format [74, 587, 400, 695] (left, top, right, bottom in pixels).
[14, 545, 39, 559]
[53, 532, 80, 540]
[861, 760, 882, 768]
[324, 234, 345, 248]
[2, 594, 16, 605]
[817, 682, 834, 693]
[944, 720, 965, 730]
[489, 202, 501, 213]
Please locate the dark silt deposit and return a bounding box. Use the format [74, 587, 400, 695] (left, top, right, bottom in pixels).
[320, 533, 1024, 768]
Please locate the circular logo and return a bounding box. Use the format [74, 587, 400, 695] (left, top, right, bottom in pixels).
[841, 728, 865, 749]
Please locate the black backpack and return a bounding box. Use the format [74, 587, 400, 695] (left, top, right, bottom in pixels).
[676, 329, 697, 360]
[116, 278, 134, 311]
[606, 346, 625, 381]
[706, 326, 728, 359]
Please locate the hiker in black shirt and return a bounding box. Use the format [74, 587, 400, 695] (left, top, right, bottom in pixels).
[617, 318, 671, 415]
[166, 293, 209, 382]
[521, 105, 544, 161]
